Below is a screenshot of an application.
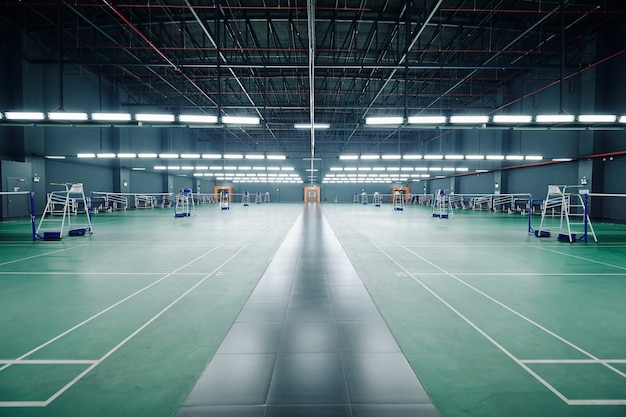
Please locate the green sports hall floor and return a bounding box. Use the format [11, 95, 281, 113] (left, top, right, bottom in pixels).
[1, 201, 626, 417]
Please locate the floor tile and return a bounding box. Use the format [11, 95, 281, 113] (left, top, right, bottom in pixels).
[328, 285, 371, 301]
[235, 301, 288, 322]
[336, 322, 401, 352]
[343, 353, 431, 404]
[279, 321, 339, 353]
[184, 354, 275, 406]
[285, 301, 334, 322]
[332, 301, 383, 321]
[216, 322, 283, 354]
[247, 284, 292, 301]
[265, 405, 352, 417]
[267, 353, 349, 404]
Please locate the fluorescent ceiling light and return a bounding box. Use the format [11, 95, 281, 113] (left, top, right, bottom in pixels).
[360, 155, 380, 160]
[386, 167, 399, 171]
[492, 115, 532, 123]
[195, 166, 208, 170]
[372, 167, 386, 171]
[179, 114, 218, 123]
[578, 114, 616, 123]
[209, 166, 223, 170]
[456, 167, 469, 172]
[5, 111, 45, 120]
[619, 116, 626, 123]
[365, 116, 404, 125]
[97, 153, 116, 158]
[401, 167, 413, 171]
[117, 153, 136, 158]
[48, 112, 88, 121]
[443, 167, 456, 171]
[181, 166, 195, 170]
[465, 155, 485, 160]
[403, 154, 422, 160]
[344, 167, 357, 171]
[552, 158, 573, 162]
[45, 155, 66, 159]
[486, 155, 505, 160]
[444, 155, 464, 160]
[131, 167, 145, 171]
[154, 166, 167, 170]
[525, 155, 543, 160]
[168, 166, 180, 170]
[536, 114, 575, 123]
[407, 115, 446, 124]
[330, 167, 343, 171]
[358, 167, 371, 171]
[224, 166, 237, 170]
[222, 116, 260, 125]
[424, 154, 443, 160]
[267, 167, 280, 171]
[181, 153, 200, 159]
[381, 154, 401, 160]
[339, 155, 358, 160]
[449, 115, 488, 124]
[77, 153, 96, 158]
[91, 112, 131, 121]
[415, 167, 428, 171]
[429, 167, 442, 171]
[135, 113, 175, 122]
[294, 123, 330, 129]
[239, 166, 252, 170]
[224, 154, 244, 159]
[138, 153, 158, 158]
[505, 155, 524, 160]
[246, 154, 265, 160]
[159, 153, 179, 159]
[202, 153, 222, 159]
[267, 155, 286, 160]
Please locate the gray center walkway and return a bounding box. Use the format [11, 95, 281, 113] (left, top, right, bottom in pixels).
[177, 204, 439, 417]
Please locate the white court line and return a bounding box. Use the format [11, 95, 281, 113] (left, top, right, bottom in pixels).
[0, 243, 226, 374]
[521, 359, 626, 364]
[39, 243, 249, 408]
[528, 245, 626, 271]
[399, 243, 626, 381]
[0, 245, 88, 267]
[0, 360, 96, 365]
[373, 242, 571, 405]
[376, 242, 626, 406]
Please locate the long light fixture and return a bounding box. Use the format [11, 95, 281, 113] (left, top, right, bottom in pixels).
[159, 153, 179, 159]
[91, 112, 131, 121]
[48, 112, 89, 121]
[525, 155, 543, 160]
[578, 114, 616, 123]
[407, 115, 446, 124]
[266, 155, 286, 160]
[138, 153, 158, 158]
[245, 154, 265, 160]
[181, 153, 200, 159]
[96, 153, 116, 158]
[424, 154, 443, 160]
[536, 114, 575, 123]
[381, 154, 401, 160]
[444, 155, 464, 160]
[135, 113, 175, 122]
[492, 115, 532, 123]
[403, 154, 422, 160]
[77, 153, 96, 158]
[465, 155, 485, 160]
[224, 153, 244, 159]
[486, 155, 505, 160]
[202, 153, 222, 159]
[117, 153, 136, 158]
[450, 115, 489, 124]
[5, 111, 45, 120]
[222, 116, 260, 125]
[179, 114, 218, 123]
[360, 155, 380, 160]
[365, 116, 404, 125]
[339, 155, 358, 160]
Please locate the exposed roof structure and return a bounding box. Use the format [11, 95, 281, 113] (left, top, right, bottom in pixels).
[1, 1, 625, 159]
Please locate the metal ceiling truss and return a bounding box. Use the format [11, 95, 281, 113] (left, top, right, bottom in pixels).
[1, 0, 625, 155]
